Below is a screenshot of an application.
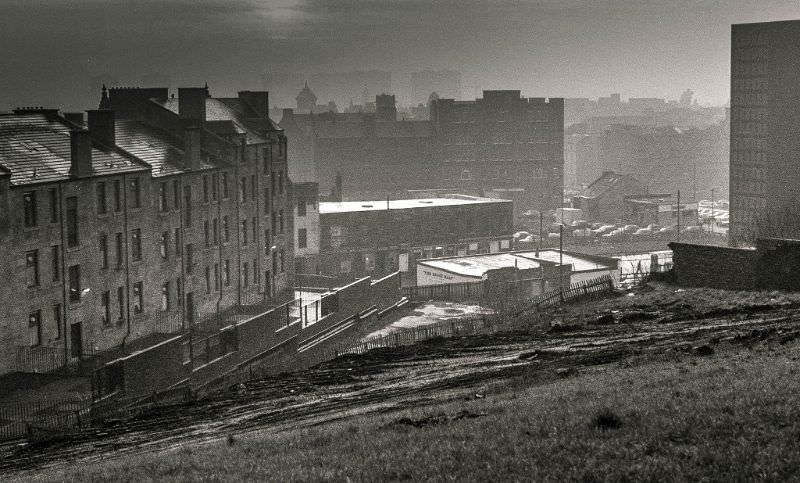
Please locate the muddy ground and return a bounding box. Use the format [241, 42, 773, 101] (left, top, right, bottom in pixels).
[2, 288, 800, 478]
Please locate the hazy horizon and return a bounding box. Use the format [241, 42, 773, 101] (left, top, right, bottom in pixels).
[2, 0, 800, 111]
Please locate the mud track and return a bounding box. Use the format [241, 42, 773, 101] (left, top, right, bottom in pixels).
[2, 307, 800, 477]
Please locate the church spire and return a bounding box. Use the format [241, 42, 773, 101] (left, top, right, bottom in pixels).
[99, 84, 110, 109]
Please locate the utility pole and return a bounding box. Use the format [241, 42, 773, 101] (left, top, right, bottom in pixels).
[677, 189, 681, 243]
[710, 188, 715, 234]
[537, 211, 543, 256]
[559, 223, 564, 295]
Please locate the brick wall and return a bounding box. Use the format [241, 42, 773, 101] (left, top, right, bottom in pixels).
[669, 242, 759, 290]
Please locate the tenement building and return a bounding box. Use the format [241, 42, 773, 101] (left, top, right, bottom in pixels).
[0, 85, 293, 376]
[730, 20, 800, 244]
[431, 91, 564, 212]
[317, 196, 514, 283]
[280, 90, 565, 214]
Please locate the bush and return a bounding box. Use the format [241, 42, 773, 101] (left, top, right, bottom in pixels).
[592, 407, 623, 430]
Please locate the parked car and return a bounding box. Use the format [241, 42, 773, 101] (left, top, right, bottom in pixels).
[623, 224, 639, 233]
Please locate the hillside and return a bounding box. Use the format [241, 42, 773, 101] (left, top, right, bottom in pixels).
[4, 283, 800, 481]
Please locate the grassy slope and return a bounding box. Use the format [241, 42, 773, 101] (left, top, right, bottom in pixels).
[35, 337, 800, 482]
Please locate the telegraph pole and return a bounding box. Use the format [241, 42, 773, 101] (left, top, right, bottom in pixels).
[710, 188, 715, 234]
[677, 189, 681, 243]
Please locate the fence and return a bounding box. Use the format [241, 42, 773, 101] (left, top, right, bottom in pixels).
[334, 276, 615, 357]
[402, 281, 484, 302]
[0, 398, 92, 441]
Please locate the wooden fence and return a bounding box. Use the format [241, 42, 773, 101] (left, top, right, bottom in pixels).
[0, 398, 92, 441]
[402, 281, 485, 302]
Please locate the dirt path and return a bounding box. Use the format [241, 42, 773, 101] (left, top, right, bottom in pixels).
[2, 306, 799, 478]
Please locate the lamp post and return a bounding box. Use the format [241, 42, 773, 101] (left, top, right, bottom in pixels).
[710, 188, 715, 234]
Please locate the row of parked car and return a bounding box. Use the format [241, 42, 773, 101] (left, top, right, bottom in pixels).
[514, 221, 702, 243]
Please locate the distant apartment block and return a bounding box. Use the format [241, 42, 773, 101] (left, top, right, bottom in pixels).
[317, 196, 514, 282]
[0, 85, 293, 377]
[431, 91, 564, 212]
[730, 20, 800, 245]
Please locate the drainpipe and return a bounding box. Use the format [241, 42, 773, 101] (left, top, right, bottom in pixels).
[57, 184, 68, 365]
[216, 170, 224, 319]
[121, 174, 132, 348]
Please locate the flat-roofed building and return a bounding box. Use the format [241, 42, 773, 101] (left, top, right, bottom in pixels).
[318, 195, 514, 282]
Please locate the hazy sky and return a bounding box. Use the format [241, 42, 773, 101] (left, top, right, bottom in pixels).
[2, 0, 800, 110]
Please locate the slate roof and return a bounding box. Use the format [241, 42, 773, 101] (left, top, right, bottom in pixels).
[155, 98, 281, 145]
[114, 120, 216, 177]
[0, 112, 147, 186]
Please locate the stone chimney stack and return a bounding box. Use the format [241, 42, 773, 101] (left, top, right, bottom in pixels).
[69, 130, 93, 177]
[183, 126, 202, 170]
[87, 109, 116, 147]
[63, 112, 84, 127]
[178, 87, 207, 124]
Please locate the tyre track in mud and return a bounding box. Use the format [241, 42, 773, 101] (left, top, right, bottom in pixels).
[2, 309, 800, 477]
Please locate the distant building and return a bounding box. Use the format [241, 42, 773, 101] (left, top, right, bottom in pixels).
[624, 195, 698, 227]
[572, 171, 646, 223]
[293, 182, 320, 274]
[730, 20, 800, 245]
[318, 196, 514, 282]
[431, 90, 565, 213]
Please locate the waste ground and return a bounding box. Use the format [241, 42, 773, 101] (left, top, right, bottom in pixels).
[2, 286, 800, 477]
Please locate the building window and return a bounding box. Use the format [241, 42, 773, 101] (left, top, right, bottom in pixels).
[264, 187, 271, 212]
[176, 277, 183, 302]
[252, 216, 257, 241]
[211, 173, 219, 201]
[186, 244, 193, 273]
[48, 188, 58, 223]
[214, 263, 220, 291]
[223, 216, 230, 243]
[53, 304, 62, 339]
[113, 180, 122, 212]
[205, 266, 212, 294]
[278, 171, 284, 194]
[173, 179, 180, 210]
[271, 171, 276, 194]
[66, 196, 78, 247]
[279, 209, 284, 234]
[99, 235, 108, 269]
[133, 281, 143, 314]
[271, 211, 277, 233]
[272, 251, 278, 274]
[115, 232, 124, 267]
[117, 287, 125, 322]
[280, 250, 285, 273]
[222, 172, 229, 199]
[212, 218, 219, 245]
[364, 253, 375, 272]
[159, 182, 168, 212]
[240, 177, 247, 201]
[298, 228, 307, 249]
[204, 220, 210, 247]
[242, 219, 248, 245]
[68, 265, 81, 302]
[160, 232, 169, 259]
[161, 281, 170, 311]
[29, 310, 41, 347]
[242, 262, 249, 287]
[129, 177, 141, 208]
[97, 182, 107, 215]
[183, 185, 192, 226]
[26, 250, 39, 287]
[174, 228, 181, 258]
[297, 197, 306, 217]
[224, 259, 230, 286]
[253, 258, 259, 285]
[23, 191, 37, 227]
[203, 175, 209, 203]
[51, 245, 60, 281]
[251, 175, 257, 201]
[340, 259, 352, 274]
[131, 229, 142, 261]
[101, 290, 111, 326]
[264, 229, 271, 254]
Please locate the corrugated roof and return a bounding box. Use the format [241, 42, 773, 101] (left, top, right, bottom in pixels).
[115, 120, 216, 177]
[0, 113, 146, 186]
[579, 171, 637, 200]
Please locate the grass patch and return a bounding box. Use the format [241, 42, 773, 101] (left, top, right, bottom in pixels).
[31, 340, 800, 482]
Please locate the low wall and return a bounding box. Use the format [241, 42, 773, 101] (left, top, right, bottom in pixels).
[668, 242, 759, 290]
[117, 336, 189, 399]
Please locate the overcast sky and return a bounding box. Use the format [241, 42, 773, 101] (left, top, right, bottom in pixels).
[2, 0, 800, 110]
